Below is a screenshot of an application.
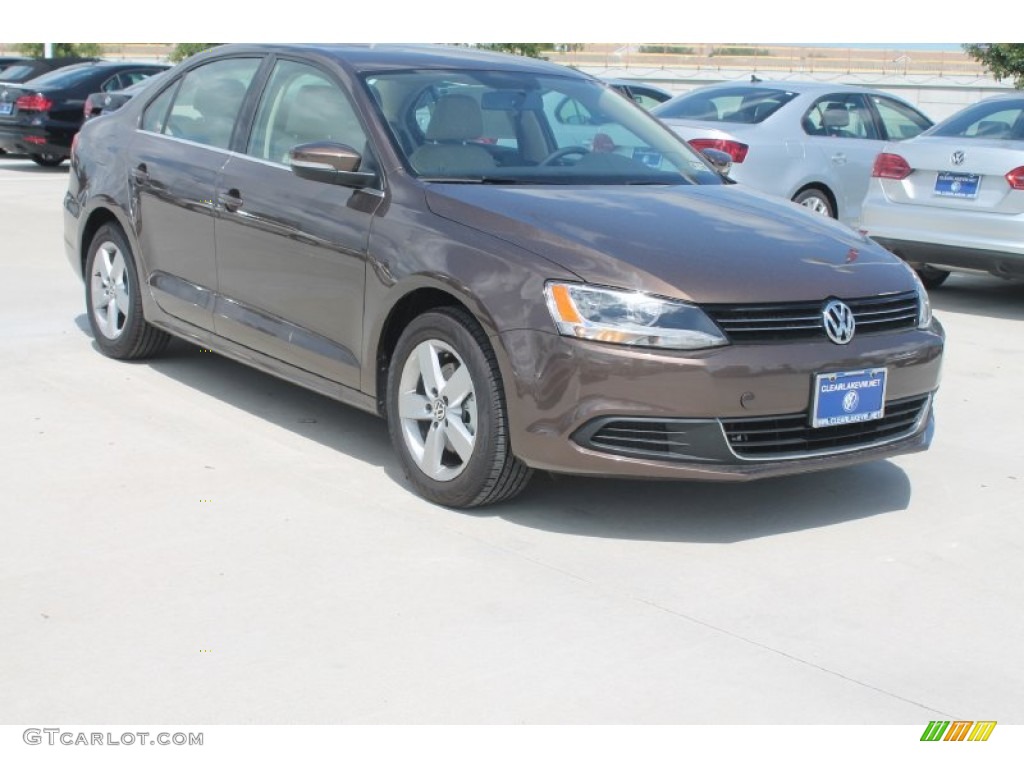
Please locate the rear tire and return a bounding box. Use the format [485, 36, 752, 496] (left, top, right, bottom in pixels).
[792, 187, 835, 218]
[915, 265, 950, 289]
[386, 307, 532, 508]
[84, 224, 170, 360]
[29, 153, 66, 167]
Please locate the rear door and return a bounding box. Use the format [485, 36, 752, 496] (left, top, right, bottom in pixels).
[212, 57, 382, 389]
[803, 92, 883, 222]
[131, 56, 262, 329]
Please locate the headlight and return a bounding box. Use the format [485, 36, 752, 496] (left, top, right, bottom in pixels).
[544, 282, 728, 350]
[904, 264, 933, 328]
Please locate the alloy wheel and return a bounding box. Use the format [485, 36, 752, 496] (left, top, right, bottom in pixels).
[397, 339, 479, 482]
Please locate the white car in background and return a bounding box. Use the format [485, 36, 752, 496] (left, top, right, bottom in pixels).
[860, 94, 1024, 287]
[652, 81, 933, 227]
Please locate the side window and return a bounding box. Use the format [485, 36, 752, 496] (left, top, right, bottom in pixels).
[142, 58, 260, 150]
[803, 94, 878, 140]
[870, 95, 931, 140]
[246, 60, 367, 165]
[121, 70, 159, 88]
[101, 74, 123, 93]
[630, 91, 663, 111]
[554, 96, 593, 126]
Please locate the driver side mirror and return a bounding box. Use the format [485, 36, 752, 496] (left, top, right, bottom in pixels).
[700, 148, 732, 177]
[290, 142, 377, 188]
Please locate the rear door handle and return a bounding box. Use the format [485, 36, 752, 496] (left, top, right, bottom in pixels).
[131, 164, 150, 185]
[218, 189, 243, 212]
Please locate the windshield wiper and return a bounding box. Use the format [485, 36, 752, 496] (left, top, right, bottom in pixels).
[419, 176, 523, 184]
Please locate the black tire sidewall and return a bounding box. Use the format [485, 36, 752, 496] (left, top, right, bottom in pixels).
[386, 310, 504, 507]
[84, 224, 148, 358]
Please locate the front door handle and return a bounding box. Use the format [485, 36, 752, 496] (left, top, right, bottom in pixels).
[218, 189, 243, 212]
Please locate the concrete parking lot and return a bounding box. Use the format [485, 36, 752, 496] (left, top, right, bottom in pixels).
[1, 155, 1022, 724]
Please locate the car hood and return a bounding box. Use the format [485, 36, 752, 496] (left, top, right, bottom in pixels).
[424, 183, 914, 304]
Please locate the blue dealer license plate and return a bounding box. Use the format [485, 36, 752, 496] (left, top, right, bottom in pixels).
[934, 172, 979, 198]
[0, 102, 13, 116]
[812, 368, 887, 428]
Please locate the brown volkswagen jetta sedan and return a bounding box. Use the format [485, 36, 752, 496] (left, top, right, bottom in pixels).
[64, 44, 944, 507]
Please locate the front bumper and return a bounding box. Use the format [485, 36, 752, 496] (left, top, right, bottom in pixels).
[497, 324, 943, 480]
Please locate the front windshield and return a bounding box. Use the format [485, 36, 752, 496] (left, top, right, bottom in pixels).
[363, 69, 722, 185]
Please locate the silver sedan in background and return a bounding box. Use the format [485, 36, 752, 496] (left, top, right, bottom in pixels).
[652, 81, 933, 227]
[860, 94, 1024, 287]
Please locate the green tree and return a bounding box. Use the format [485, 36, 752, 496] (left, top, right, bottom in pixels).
[15, 43, 103, 58]
[169, 43, 222, 63]
[963, 44, 1024, 88]
[476, 43, 556, 59]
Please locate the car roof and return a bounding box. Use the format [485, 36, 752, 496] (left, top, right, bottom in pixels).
[193, 43, 588, 78]
[683, 80, 894, 98]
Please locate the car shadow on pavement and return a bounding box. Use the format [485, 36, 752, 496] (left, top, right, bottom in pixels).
[76, 318, 914, 543]
[929, 274, 1024, 321]
[490, 461, 911, 543]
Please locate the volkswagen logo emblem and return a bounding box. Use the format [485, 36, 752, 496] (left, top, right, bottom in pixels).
[951, 150, 965, 166]
[823, 299, 856, 345]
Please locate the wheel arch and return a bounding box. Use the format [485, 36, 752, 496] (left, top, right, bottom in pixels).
[369, 282, 494, 418]
[79, 203, 134, 275]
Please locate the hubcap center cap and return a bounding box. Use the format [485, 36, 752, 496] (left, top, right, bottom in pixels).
[431, 399, 447, 422]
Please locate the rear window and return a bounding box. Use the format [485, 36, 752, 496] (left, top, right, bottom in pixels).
[24, 65, 103, 89]
[0, 64, 35, 81]
[930, 99, 1024, 140]
[653, 86, 798, 123]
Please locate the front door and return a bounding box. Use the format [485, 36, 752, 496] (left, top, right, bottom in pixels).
[213, 58, 382, 389]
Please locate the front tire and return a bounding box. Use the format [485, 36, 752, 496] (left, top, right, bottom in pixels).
[792, 187, 835, 218]
[85, 224, 170, 359]
[386, 307, 532, 508]
[30, 153, 66, 167]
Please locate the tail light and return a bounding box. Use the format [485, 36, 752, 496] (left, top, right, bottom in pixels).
[873, 153, 912, 180]
[15, 93, 53, 112]
[1006, 166, 1024, 190]
[688, 138, 749, 163]
[83, 96, 94, 118]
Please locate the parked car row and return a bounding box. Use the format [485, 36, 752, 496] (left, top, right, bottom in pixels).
[0, 59, 167, 165]
[652, 81, 1024, 287]
[64, 44, 944, 508]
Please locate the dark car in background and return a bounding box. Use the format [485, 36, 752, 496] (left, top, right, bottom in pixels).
[84, 71, 170, 121]
[0, 56, 31, 70]
[0, 56, 96, 85]
[0, 60, 167, 166]
[65, 44, 943, 507]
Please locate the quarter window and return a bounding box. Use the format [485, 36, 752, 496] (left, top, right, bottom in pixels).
[141, 58, 260, 150]
[247, 60, 367, 165]
[869, 95, 932, 140]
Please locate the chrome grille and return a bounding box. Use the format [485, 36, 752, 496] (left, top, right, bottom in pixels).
[721, 395, 929, 458]
[705, 291, 919, 342]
